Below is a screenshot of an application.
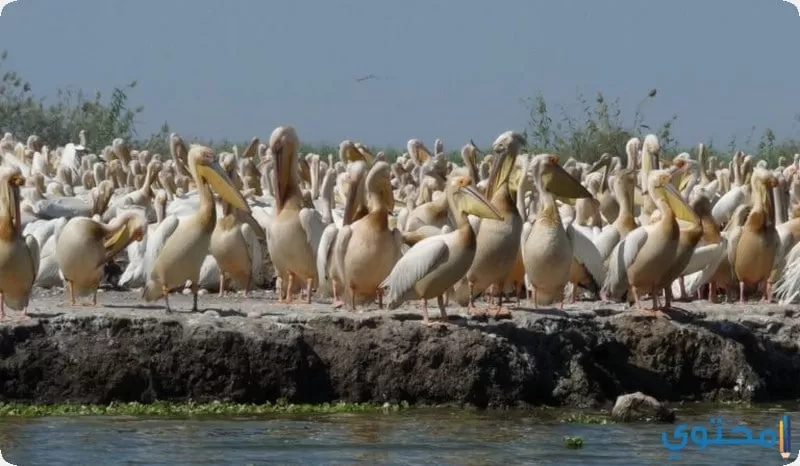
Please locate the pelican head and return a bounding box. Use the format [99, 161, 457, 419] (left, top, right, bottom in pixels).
[104, 210, 148, 258]
[529, 154, 593, 199]
[589, 153, 613, 173]
[407, 139, 433, 164]
[447, 176, 503, 221]
[188, 145, 250, 212]
[269, 126, 301, 210]
[647, 169, 697, 222]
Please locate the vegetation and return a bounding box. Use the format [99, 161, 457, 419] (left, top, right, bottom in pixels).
[560, 412, 613, 425]
[563, 436, 585, 449]
[2, 50, 800, 165]
[0, 400, 411, 417]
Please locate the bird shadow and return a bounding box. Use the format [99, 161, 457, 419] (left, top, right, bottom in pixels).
[200, 308, 248, 318]
[105, 303, 165, 311]
[25, 311, 64, 319]
[513, 306, 570, 318]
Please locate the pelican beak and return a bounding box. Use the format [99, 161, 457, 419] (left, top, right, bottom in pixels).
[458, 184, 503, 220]
[197, 162, 250, 212]
[416, 145, 432, 163]
[542, 163, 593, 199]
[588, 158, 606, 173]
[104, 223, 145, 259]
[297, 157, 311, 183]
[661, 183, 697, 224]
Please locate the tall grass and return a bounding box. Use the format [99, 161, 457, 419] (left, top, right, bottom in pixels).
[1, 51, 799, 165]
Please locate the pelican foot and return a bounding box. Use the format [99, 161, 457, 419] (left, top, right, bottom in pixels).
[331, 300, 345, 309]
[424, 320, 449, 329]
[468, 306, 488, 317]
[637, 309, 670, 319]
[490, 306, 512, 319]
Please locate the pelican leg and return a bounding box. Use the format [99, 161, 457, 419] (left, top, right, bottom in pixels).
[285, 273, 295, 304]
[467, 281, 485, 316]
[421, 298, 430, 325]
[467, 280, 475, 308]
[515, 281, 522, 306]
[91, 288, 97, 307]
[191, 282, 199, 313]
[571, 284, 578, 304]
[739, 281, 746, 304]
[0, 293, 4, 320]
[678, 277, 688, 300]
[219, 273, 226, 297]
[708, 282, 717, 303]
[533, 288, 538, 309]
[306, 277, 313, 305]
[663, 286, 672, 310]
[349, 286, 357, 312]
[67, 281, 75, 306]
[162, 285, 171, 313]
[443, 291, 449, 308]
[377, 288, 384, 310]
[762, 281, 773, 303]
[243, 275, 251, 298]
[331, 279, 344, 309]
[631, 285, 643, 311]
[436, 294, 447, 321]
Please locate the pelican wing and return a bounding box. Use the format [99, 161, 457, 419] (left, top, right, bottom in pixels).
[602, 240, 627, 300]
[241, 222, 263, 287]
[25, 235, 40, 280]
[712, 187, 745, 225]
[594, 225, 621, 261]
[380, 235, 449, 309]
[776, 240, 800, 304]
[566, 223, 606, 286]
[144, 215, 180, 279]
[299, 207, 326, 254]
[679, 239, 728, 296]
[680, 241, 728, 277]
[726, 227, 743, 274]
[622, 226, 650, 272]
[316, 223, 339, 296]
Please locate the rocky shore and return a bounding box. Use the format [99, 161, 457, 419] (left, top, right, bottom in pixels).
[0, 289, 798, 408]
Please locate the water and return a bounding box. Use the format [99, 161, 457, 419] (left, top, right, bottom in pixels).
[0, 405, 796, 465]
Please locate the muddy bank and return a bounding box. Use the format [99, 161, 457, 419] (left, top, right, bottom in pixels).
[0, 290, 798, 408]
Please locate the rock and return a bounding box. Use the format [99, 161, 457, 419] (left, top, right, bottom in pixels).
[0, 293, 799, 407]
[611, 392, 675, 423]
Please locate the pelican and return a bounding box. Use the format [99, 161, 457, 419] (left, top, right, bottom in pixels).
[317, 161, 368, 307]
[521, 154, 603, 307]
[209, 155, 266, 297]
[728, 167, 780, 303]
[337, 161, 404, 310]
[267, 126, 326, 304]
[55, 210, 147, 305]
[0, 167, 39, 319]
[143, 145, 251, 312]
[451, 131, 526, 314]
[618, 169, 697, 315]
[380, 176, 503, 325]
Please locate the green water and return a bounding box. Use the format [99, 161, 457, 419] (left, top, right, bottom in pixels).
[0, 405, 795, 465]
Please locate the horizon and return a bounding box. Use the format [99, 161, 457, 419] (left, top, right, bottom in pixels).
[1, 0, 800, 150]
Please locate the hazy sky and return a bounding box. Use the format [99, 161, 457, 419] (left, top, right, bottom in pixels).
[1, 0, 799, 150]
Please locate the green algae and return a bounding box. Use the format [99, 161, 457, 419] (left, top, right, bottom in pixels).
[0, 400, 413, 417]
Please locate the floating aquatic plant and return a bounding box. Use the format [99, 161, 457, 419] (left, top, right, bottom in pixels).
[560, 413, 613, 425]
[563, 436, 584, 449]
[0, 400, 412, 417]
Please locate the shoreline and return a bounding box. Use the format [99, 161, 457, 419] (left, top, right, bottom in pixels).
[0, 289, 798, 409]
